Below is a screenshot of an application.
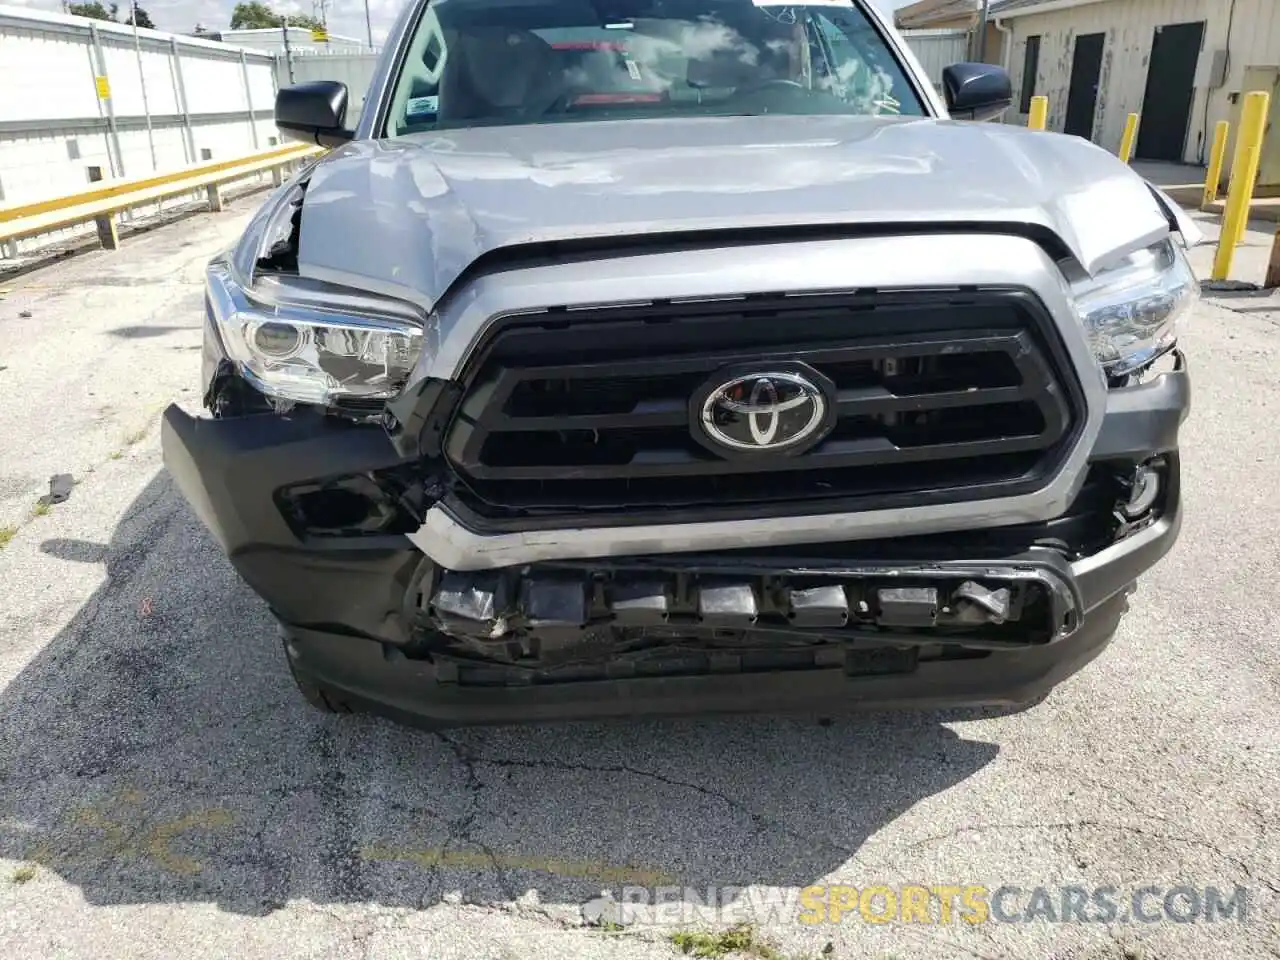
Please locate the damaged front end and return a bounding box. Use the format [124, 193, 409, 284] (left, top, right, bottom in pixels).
[162, 164, 1188, 723]
[413, 554, 1084, 687]
[203, 172, 430, 427]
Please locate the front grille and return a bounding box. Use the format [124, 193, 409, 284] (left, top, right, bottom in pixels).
[444, 289, 1084, 520]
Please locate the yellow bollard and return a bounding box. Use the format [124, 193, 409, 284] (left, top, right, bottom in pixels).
[1118, 113, 1140, 163]
[1212, 91, 1271, 282]
[1027, 96, 1048, 131]
[1203, 120, 1230, 210]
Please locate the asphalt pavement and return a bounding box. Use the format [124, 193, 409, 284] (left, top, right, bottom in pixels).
[0, 194, 1277, 960]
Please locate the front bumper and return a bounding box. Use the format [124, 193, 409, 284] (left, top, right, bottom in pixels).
[281, 591, 1133, 726]
[160, 355, 1188, 725]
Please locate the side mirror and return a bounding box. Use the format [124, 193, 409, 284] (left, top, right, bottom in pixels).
[275, 80, 354, 148]
[941, 63, 1013, 122]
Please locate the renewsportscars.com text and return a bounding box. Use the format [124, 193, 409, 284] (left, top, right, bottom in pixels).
[596, 884, 1250, 927]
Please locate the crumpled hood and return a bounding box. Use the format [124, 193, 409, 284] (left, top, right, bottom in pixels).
[296, 114, 1175, 307]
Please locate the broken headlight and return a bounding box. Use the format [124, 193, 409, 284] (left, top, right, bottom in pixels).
[206, 259, 424, 406]
[1072, 237, 1197, 377]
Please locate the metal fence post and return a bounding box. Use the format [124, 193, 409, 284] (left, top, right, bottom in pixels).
[88, 23, 126, 180]
[240, 49, 260, 151]
[130, 2, 157, 171]
[170, 37, 197, 164]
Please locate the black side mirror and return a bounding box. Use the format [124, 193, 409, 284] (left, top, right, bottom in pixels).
[275, 80, 354, 148]
[941, 63, 1013, 122]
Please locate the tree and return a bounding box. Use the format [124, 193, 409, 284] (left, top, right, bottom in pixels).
[125, 5, 154, 28]
[229, 2, 323, 30]
[67, 2, 115, 20]
[230, 2, 278, 28]
[285, 13, 325, 30]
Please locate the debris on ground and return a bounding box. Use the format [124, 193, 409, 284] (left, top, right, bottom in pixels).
[38, 473, 75, 506]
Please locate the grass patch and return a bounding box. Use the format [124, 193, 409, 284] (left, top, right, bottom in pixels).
[0, 526, 15, 549]
[123, 426, 149, 446]
[32, 500, 50, 517]
[670, 926, 783, 960]
[109, 451, 123, 460]
[11, 864, 36, 884]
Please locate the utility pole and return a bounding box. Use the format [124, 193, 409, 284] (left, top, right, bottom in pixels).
[281, 22, 294, 83]
[364, 0, 373, 49]
[976, 0, 990, 62]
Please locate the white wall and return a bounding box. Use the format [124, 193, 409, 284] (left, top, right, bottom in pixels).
[0, 5, 282, 256]
[999, 0, 1280, 167]
[280, 53, 381, 126]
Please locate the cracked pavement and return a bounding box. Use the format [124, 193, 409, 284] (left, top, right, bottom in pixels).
[1, 195, 1278, 960]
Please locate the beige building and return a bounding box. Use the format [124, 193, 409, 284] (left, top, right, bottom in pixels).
[991, 0, 1280, 188]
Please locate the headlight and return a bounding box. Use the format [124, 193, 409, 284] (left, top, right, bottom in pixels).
[207, 260, 424, 406]
[1072, 237, 1197, 376]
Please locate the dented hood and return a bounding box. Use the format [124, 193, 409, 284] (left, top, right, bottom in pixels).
[295, 114, 1176, 306]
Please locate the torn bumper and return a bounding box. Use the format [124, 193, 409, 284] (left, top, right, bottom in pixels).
[159, 356, 1187, 725]
[282, 592, 1133, 726]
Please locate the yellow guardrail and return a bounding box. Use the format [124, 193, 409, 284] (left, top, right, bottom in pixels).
[0, 143, 323, 253]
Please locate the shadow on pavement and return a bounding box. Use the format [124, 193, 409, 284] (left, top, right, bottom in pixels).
[107, 325, 195, 339]
[1, 471, 999, 917]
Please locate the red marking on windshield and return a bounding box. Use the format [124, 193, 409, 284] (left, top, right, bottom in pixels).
[572, 93, 665, 104]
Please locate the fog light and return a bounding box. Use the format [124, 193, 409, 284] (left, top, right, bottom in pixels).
[1120, 464, 1160, 519]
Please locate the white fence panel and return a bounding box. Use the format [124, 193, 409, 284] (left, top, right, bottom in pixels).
[278, 52, 381, 126]
[899, 28, 971, 94]
[0, 5, 285, 258]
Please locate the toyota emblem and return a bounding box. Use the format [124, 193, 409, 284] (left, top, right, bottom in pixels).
[698, 369, 830, 454]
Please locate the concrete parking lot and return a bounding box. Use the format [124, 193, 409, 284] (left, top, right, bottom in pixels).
[0, 194, 1277, 960]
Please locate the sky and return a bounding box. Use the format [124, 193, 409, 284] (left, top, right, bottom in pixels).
[4, 0, 915, 49]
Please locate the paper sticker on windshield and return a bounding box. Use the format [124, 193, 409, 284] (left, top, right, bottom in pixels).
[406, 95, 438, 118]
[625, 59, 642, 81]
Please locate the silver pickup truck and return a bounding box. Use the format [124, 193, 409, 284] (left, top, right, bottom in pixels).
[162, 0, 1197, 727]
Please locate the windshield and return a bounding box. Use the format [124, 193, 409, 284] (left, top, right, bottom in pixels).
[382, 0, 927, 136]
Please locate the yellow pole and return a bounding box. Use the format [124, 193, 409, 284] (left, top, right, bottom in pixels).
[1118, 113, 1140, 163]
[1202, 120, 1231, 210]
[1027, 96, 1048, 131]
[1212, 91, 1271, 282]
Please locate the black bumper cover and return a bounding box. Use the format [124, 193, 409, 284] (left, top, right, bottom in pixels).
[161, 360, 1189, 725]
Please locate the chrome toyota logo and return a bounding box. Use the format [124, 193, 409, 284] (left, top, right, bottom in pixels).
[700, 371, 828, 452]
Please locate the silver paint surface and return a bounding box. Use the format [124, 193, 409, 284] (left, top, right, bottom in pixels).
[294, 114, 1171, 308]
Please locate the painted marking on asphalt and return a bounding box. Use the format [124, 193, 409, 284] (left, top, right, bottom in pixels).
[26, 792, 236, 877]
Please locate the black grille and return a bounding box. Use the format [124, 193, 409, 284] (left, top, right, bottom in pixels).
[444, 289, 1084, 521]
